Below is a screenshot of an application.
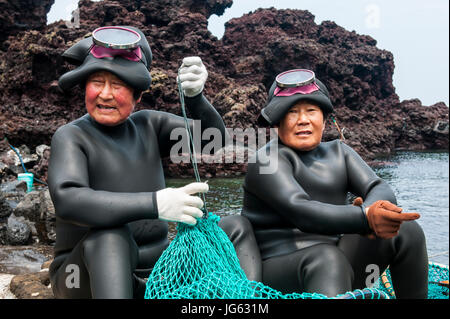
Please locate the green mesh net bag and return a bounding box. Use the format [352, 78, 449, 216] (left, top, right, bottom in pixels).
[378, 262, 449, 299]
[144, 213, 389, 299]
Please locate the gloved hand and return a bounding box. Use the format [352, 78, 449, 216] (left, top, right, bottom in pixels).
[365, 200, 420, 239]
[156, 182, 209, 225]
[178, 56, 208, 97]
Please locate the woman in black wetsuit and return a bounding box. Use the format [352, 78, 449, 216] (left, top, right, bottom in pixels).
[241, 70, 429, 298]
[47, 26, 257, 299]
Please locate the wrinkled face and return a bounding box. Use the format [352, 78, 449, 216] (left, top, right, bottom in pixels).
[85, 71, 140, 126]
[276, 101, 325, 151]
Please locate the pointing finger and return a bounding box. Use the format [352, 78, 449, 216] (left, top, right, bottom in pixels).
[387, 211, 421, 222]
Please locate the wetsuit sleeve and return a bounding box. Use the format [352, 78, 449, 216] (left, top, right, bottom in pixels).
[48, 125, 158, 228]
[155, 93, 227, 157]
[245, 150, 371, 235]
[185, 93, 226, 138]
[343, 142, 397, 206]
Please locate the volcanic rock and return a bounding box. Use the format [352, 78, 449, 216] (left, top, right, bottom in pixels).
[0, 0, 447, 178]
[6, 214, 32, 245]
[0, 191, 13, 219]
[0, 0, 54, 45]
[9, 269, 54, 299]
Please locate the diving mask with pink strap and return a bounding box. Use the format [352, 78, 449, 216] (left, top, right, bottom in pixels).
[274, 69, 320, 96]
[90, 26, 143, 62]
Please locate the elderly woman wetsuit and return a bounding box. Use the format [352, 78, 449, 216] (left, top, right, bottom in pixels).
[48, 26, 257, 298]
[241, 76, 428, 298]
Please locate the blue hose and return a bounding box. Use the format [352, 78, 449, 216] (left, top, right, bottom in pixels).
[5, 138, 28, 173]
[4, 137, 48, 186]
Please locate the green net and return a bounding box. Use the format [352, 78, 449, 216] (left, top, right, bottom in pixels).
[377, 262, 449, 299]
[144, 213, 388, 299]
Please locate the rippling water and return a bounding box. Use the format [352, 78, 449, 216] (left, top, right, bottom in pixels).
[373, 151, 449, 265]
[167, 151, 449, 265]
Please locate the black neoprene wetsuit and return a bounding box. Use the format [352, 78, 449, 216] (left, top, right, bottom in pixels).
[241, 138, 428, 298]
[48, 94, 227, 298]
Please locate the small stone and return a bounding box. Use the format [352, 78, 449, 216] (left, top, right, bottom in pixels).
[6, 214, 32, 245]
[0, 191, 13, 218]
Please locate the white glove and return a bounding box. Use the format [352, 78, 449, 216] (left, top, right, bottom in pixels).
[156, 182, 209, 225]
[178, 56, 208, 97]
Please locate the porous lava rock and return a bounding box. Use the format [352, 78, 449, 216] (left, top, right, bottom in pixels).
[0, 0, 447, 179]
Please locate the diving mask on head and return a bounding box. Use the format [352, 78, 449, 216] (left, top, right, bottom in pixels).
[90, 26, 143, 62]
[58, 25, 153, 92]
[274, 69, 320, 97]
[259, 69, 345, 140]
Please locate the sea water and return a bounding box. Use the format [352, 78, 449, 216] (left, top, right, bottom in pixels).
[373, 151, 449, 265]
[167, 151, 449, 265]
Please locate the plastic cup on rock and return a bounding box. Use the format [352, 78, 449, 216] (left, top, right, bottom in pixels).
[17, 173, 34, 192]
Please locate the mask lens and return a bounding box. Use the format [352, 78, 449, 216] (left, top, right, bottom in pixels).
[276, 69, 315, 88]
[92, 26, 141, 49]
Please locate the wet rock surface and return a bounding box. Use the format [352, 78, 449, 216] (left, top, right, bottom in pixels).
[0, 245, 53, 299]
[0, 245, 52, 275]
[0, 161, 55, 298]
[1, 251, 54, 299]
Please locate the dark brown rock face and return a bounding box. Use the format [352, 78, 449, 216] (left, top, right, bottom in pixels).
[221, 8, 448, 158]
[0, 0, 447, 179]
[0, 0, 54, 44]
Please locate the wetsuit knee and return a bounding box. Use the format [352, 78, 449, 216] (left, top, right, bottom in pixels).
[394, 220, 426, 250]
[300, 244, 354, 296]
[219, 215, 262, 282]
[136, 238, 169, 271]
[390, 220, 428, 298]
[82, 226, 139, 268]
[219, 215, 253, 243]
[262, 244, 353, 296]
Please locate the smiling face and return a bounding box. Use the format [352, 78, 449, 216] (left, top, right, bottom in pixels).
[276, 101, 325, 151]
[85, 71, 140, 126]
